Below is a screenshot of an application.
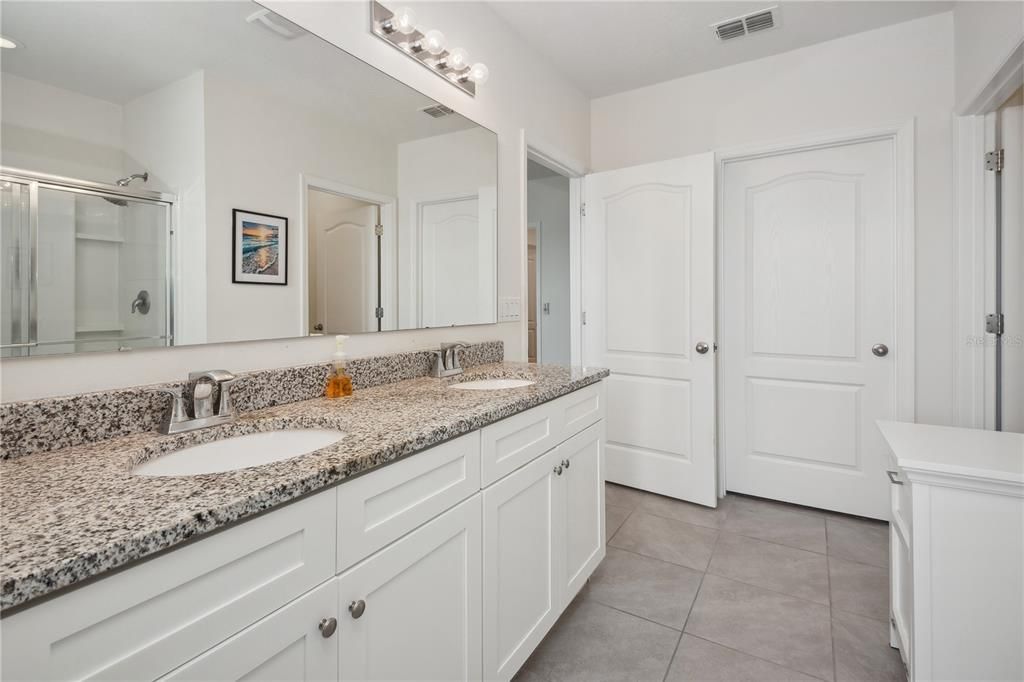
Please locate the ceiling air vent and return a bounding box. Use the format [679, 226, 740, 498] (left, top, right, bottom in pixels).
[712, 6, 779, 41]
[421, 104, 455, 118]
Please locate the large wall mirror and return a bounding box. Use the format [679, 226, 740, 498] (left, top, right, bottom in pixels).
[0, 2, 498, 358]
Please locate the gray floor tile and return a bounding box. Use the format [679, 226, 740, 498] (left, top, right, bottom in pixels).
[708, 532, 830, 604]
[829, 556, 889, 621]
[605, 504, 630, 542]
[723, 498, 827, 553]
[609, 511, 719, 571]
[832, 609, 906, 682]
[826, 516, 889, 568]
[638, 492, 730, 529]
[686, 574, 834, 681]
[605, 482, 650, 510]
[666, 634, 821, 682]
[514, 598, 679, 682]
[586, 547, 703, 630]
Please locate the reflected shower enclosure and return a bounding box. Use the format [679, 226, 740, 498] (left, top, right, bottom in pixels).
[0, 170, 172, 357]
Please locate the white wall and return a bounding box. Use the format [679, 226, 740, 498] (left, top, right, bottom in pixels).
[953, 1, 1024, 113]
[1, 1, 590, 402]
[591, 12, 957, 426]
[397, 127, 498, 328]
[527, 174, 571, 365]
[0, 73, 123, 182]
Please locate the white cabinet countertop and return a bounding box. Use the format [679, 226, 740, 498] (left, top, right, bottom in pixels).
[877, 420, 1024, 483]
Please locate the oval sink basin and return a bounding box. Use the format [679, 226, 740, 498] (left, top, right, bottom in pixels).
[133, 429, 346, 477]
[450, 379, 535, 391]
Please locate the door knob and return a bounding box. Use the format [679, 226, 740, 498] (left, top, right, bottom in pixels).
[872, 344, 889, 357]
[695, 342, 710, 354]
[319, 617, 338, 637]
[553, 465, 563, 476]
[561, 459, 571, 469]
[349, 599, 366, 619]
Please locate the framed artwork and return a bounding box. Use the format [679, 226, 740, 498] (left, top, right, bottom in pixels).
[232, 209, 288, 285]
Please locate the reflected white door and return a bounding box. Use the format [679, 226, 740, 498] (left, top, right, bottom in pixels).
[583, 153, 716, 506]
[318, 205, 376, 333]
[419, 197, 480, 327]
[722, 139, 896, 519]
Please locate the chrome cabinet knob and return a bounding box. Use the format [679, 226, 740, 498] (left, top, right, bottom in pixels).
[561, 459, 571, 469]
[318, 617, 338, 637]
[872, 344, 889, 357]
[349, 599, 366, 619]
[553, 465, 563, 476]
[695, 342, 710, 354]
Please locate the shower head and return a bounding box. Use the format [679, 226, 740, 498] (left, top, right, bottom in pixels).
[115, 172, 149, 187]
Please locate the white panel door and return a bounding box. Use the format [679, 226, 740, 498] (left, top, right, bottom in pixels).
[482, 448, 561, 681]
[338, 496, 482, 682]
[317, 204, 376, 333]
[419, 197, 480, 327]
[583, 153, 716, 506]
[722, 139, 896, 519]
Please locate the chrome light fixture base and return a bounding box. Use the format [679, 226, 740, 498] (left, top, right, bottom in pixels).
[371, 1, 477, 97]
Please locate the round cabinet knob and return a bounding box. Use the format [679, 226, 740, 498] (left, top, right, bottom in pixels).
[871, 344, 889, 357]
[319, 617, 338, 638]
[561, 459, 571, 469]
[349, 599, 366, 619]
[553, 465, 563, 476]
[695, 342, 710, 354]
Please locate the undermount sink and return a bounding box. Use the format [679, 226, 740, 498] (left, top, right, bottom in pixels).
[132, 429, 346, 477]
[449, 379, 535, 391]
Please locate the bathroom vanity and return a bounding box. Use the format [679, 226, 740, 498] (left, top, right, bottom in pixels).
[0, 359, 608, 682]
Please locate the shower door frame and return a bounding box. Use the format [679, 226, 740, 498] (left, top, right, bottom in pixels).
[0, 167, 177, 355]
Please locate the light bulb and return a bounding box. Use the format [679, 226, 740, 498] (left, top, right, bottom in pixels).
[446, 47, 469, 70]
[392, 6, 417, 34]
[468, 62, 489, 85]
[423, 29, 446, 55]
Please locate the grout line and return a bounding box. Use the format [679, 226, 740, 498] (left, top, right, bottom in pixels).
[683, 633, 833, 682]
[662, 527, 723, 682]
[605, 542, 712, 574]
[586, 598, 683, 633]
[827, 551, 838, 682]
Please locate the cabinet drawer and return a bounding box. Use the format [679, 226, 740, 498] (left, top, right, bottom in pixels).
[556, 383, 604, 442]
[480, 400, 560, 486]
[161, 580, 338, 682]
[337, 431, 480, 571]
[1, 490, 335, 682]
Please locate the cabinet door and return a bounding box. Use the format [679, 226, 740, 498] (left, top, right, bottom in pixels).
[558, 422, 605, 600]
[161, 580, 338, 682]
[338, 496, 482, 682]
[482, 448, 562, 681]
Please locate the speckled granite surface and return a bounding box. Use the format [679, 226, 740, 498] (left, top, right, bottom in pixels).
[0, 361, 607, 612]
[0, 341, 504, 460]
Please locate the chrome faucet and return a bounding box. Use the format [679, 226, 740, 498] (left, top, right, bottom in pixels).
[431, 342, 467, 378]
[150, 369, 240, 434]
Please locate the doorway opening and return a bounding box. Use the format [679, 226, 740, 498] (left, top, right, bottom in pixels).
[305, 184, 392, 335]
[526, 159, 572, 365]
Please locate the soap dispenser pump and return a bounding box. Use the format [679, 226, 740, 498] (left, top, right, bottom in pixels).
[326, 335, 354, 398]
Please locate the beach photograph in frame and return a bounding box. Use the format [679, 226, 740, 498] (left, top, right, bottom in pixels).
[232, 209, 288, 285]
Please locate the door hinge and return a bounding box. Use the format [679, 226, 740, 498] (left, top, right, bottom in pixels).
[581, 311, 587, 325]
[374, 223, 384, 237]
[375, 307, 384, 319]
[985, 149, 1004, 172]
[580, 202, 586, 217]
[986, 312, 1004, 335]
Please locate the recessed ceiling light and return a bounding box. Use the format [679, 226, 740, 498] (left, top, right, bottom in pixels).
[0, 35, 21, 49]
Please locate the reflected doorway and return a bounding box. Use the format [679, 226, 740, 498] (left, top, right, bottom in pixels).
[526, 159, 572, 365]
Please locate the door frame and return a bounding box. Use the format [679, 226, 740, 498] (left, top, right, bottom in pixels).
[298, 174, 396, 335]
[714, 121, 917, 497]
[527, 222, 542, 363]
[520, 130, 585, 366]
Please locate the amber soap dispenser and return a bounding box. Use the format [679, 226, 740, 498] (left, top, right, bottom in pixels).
[326, 335, 354, 398]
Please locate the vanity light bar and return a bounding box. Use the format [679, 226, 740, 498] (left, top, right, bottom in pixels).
[370, 1, 488, 97]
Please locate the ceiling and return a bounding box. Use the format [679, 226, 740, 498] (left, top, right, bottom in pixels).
[0, 1, 481, 144]
[489, 1, 953, 98]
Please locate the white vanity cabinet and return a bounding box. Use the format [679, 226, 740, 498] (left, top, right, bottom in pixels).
[879, 421, 1024, 682]
[482, 420, 605, 681]
[1, 381, 606, 682]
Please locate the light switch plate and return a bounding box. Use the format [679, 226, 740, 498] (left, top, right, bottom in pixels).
[499, 297, 521, 321]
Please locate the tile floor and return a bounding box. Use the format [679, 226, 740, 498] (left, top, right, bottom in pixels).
[515, 484, 905, 682]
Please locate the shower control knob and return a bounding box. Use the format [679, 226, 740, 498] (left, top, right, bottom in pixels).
[872, 344, 889, 357]
[695, 342, 710, 354]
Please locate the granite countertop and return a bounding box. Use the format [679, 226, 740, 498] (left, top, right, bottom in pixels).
[0, 362, 609, 613]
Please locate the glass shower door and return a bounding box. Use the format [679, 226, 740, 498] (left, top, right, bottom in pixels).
[1, 180, 34, 358]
